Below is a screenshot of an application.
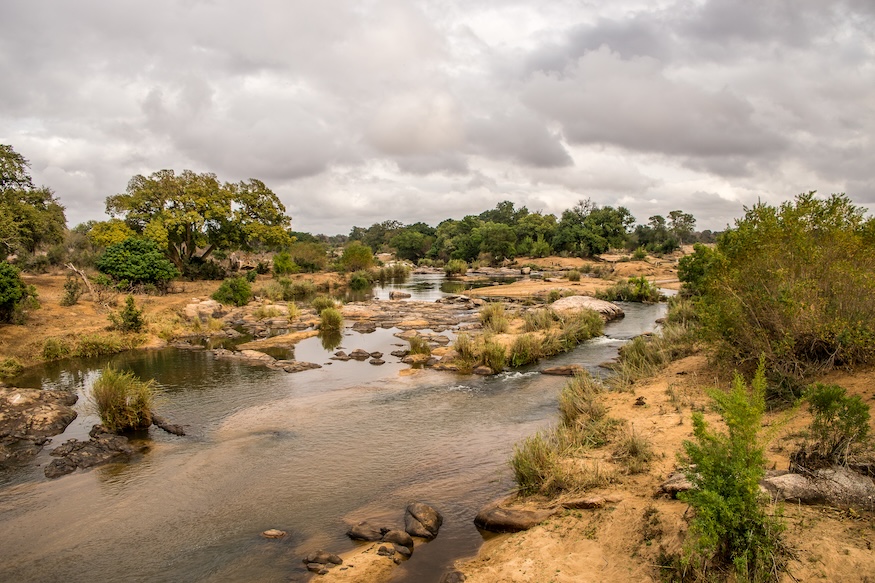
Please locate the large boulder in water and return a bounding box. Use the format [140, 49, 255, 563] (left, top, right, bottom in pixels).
[347, 521, 385, 542]
[404, 502, 443, 539]
[549, 295, 624, 321]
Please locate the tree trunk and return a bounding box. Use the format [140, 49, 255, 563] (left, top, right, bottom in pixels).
[65, 263, 97, 299]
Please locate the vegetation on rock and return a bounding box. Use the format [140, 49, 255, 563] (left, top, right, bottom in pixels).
[91, 367, 155, 433]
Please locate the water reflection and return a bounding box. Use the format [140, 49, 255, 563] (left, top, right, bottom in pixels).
[319, 329, 343, 351]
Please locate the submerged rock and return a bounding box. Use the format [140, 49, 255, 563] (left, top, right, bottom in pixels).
[44, 428, 143, 479]
[0, 387, 78, 467]
[540, 365, 585, 376]
[404, 502, 443, 539]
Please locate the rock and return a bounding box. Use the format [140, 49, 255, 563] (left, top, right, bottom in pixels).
[274, 360, 322, 373]
[183, 299, 225, 321]
[45, 429, 142, 479]
[660, 471, 695, 497]
[389, 291, 411, 299]
[540, 365, 585, 376]
[549, 295, 624, 321]
[474, 500, 558, 533]
[401, 354, 430, 365]
[390, 350, 409, 358]
[393, 543, 413, 558]
[0, 387, 78, 467]
[761, 466, 875, 506]
[440, 571, 467, 583]
[404, 502, 443, 539]
[306, 563, 329, 574]
[369, 359, 385, 365]
[370, 352, 383, 359]
[562, 496, 605, 509]
[352, 321, 377, 333]
[303, 550, 343, 565]
[382, 529, 414, 549]
[332, 351, 351, 361]
[521, 267, 531, 275]
[152, 415, 186, 436]
[261, 529, 286, 539]
[472, 365, 494, 375]
[377, 545, 395, 557]
[347, 521, 384, 542]
[349, 349, 371, 360]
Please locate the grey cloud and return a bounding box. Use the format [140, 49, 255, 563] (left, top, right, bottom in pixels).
[468, 112, 572, 167]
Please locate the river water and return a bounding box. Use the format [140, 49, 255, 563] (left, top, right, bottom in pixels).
[0, 279, 666, 583]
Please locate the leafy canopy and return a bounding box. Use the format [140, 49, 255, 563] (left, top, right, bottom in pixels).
[96, 238, 180, 287]
[106, 169, 292, 267]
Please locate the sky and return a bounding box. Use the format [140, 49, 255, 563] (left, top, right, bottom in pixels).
[1, 0, 873, 236]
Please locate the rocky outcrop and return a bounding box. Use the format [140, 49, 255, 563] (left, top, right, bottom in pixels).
[211, 348, 321, 374]
[152, 414, 186, 436]
[474, 499, 559, 533]
[404, 502, 444, 539]
[0, 387, 77, 467]
[44, 425, 145, 479]
[761, 466, 875, 507]
[303, 550, 343, 574]
[549, 295, 624, 321]
[183, 299, 225, 321]
[347, 521, 385, 542]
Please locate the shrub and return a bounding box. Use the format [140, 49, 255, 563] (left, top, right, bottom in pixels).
[595, 276, 663, 303]
[522, 308, 556, 332]
[509, 333, 543, 367]
[631, 247, 648, 261]
[211, 277, 252, 307]
[272, 251, 298, 276]
[558, 373, 605, 427]
[607, 322, 696, 391]
[566, 269, 581, 282]
[529, 236, 552, 258]
[479, 339, 507, 372]
[444, 259, 467, 276]
[546, 289, 561, 303]
[796, 383, 871, 467]
[245, 269, 258, 283]
[288, 241, 328, 272]
[349, 270, 374, 291]
[60, 276, 83, 306]
[286, 302, 299, 322]
[409, 335, 431, 355]
[310, 295, 336, 314]
[612, 429, 653, 474]
[90, 368, 154, 432]
[181, 257, 226, 281]
[693, 193, 875, 396]
[511, 432, 565, 496]
[479, 302, 509, 334]
[108, 295, 146, 332]
[679, 364, 785, 581]
[0, 357, 23, 378]
[96, 238, 179, 288]
[0, 261, 31, 323]
[341, 241, 374, 271]
[74, 333, 132, 358]
[264, 278, 317, 301]
[42, 337, 72, 360]
[453, 332, 476, 361]
[319, 307, 343, 332]
[557, 310, 604, 350]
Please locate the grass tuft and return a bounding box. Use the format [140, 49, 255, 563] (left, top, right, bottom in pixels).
[91, 367, 155, 432]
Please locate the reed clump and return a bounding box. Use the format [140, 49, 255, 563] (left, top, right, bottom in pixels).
[90, 367, 155, 432]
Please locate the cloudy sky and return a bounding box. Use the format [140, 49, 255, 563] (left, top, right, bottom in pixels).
[1, 0, 873, 235]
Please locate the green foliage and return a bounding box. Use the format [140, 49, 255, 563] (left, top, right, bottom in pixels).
[801, 383, 871, 466]
[0, 357, 23, 378]
[42, 337, 71, 361]
[546, 289, 561, 303]
[453, 332, 476, 361]
[479, 338, 507, 372]
[557, 310, 604, 349]
[310, 295, 336, 314]
[552, 199, 634, 257]
[0, 145, 67, 257]
[511, 432, 565, 496]
[97, 238, 180, 288]
[677, 243, 718, 297]
[263, 278, 316, 301]
[245, 269, 258, 283]
[288, 241, 328, 272]
[73, 333, 133, 358]
[348, 270, 374, 290]
[695, 193, 875, 395]
[0, 260, 31, 322]
[509, 333, 543, 367]
[211, 277, 252, 307]
[341, 241, 374, 271]
[109, 296, 146, 332]
[595, 276, 663, 303]
[566, 269, 581, 282]
[181, 257, 227, 281]
[272, 251, 298, 276]
[631, 246, 648, 261]
[87, 219, 136, 248]
[90, 368, 154, 432]
[522, 308, 556, 332]
[679, 364, 785, 582]
[60, 276, 83, 306]
[106, 170, 292, 268]
[444, 259, 467, 276]
[408, 335, 432, 356]
[607, 322, 696, 391]
[319, 307, 343, 332]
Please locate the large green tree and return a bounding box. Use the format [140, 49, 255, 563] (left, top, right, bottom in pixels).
[552, 199, 634, 256]
[106, 169, 292, 268]
[0, 145, 66, 257]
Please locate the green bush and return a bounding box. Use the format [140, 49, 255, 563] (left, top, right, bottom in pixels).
[798, 383, 871, 466]
[0, 261, 32, 323]
[566, 269, 581, 282]
[96, 238, 179, 288]
[245, 269, 258, 283]
[453, 332, 476, 361]
[74, 333, 132, 358]
[310, 295, 336, 314]
[631, 247, 648, 261]
[211, 277, 252, 307]
[692, 193, 875, 396]
[546, 289, 561, 303]
[444, 259, 467, 276]
[511, 432, 564, 496]
[272, 251, 298, 276]
[288, 241, 328, 272]
[679, 364, 785, 581]
[557, 310, 604, 349]
[509, 333, 543, 367]
[42, 337, 71, 360]
[108, 295, 146, 332]
[607, 322, 696, 391]
[319, 307, 343, 332]
[181, 257, 226, 281]
[478, 339, 507, 372]
[341, 241, 374, 271]
[595, 276, 663, 302]
[349, 270, 374, 290]
[90, 368, 154, 432]
[59, 276, 83, 306]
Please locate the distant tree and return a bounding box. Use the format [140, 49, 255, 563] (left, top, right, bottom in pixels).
[668, 210, 697, 244]
[553, 199, 634, 256]
[0, 261, 32, 322]
[475, 221, 516, 262]
[106, 169, 292, 269]
[630, 214, 680, 254]
[88, 219, 136, 248]
[0, 144, 66, 257]
[341, 241, 374, 271]
[349, 220, 404, 252]
[390, 228, 432, 262]
[478, 200, 529, 225]
[288, 241, 328, 272]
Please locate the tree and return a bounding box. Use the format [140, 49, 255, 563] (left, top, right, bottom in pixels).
[668, 209, 696, 244]
[341, 241, 374, 271]
[478, 200, 529, 225]
[552, 199, 634, 257]
[87, 219, 136, 248]
[0, 145, 66, 257]
[475, 221, 516, 262]
[0, 261, 31, 322]
[106, 169, 292, 268]
[96, 237, 180, 288]
[390, 228, 432, 262]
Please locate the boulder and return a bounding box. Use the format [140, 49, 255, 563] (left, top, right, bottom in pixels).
[0, 387, 78, 467]
[347, 521, 385, 542]
[389, 291, 412, 299]
[549, 295, 624, 321]
[303, 550, 343, 565]
[44, 429, 141, 479]
[540, 365, 585, 376]
[352, 321, 377, 333]
[472, 365, 495, 375]
[261, 529, 286, 539]
[183, 299, 225, 321]
[349, 349, 371, 360]
[369, 359, 385, 366]
[474, 500, 558, 533]
[761, 466, 875, 506]
[382, 529, 414, 549]
[404, 502, 443, 539]
[660, 471, 695, 497]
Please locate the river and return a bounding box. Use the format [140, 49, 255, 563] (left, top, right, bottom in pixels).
[0, 277, 666, 583]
